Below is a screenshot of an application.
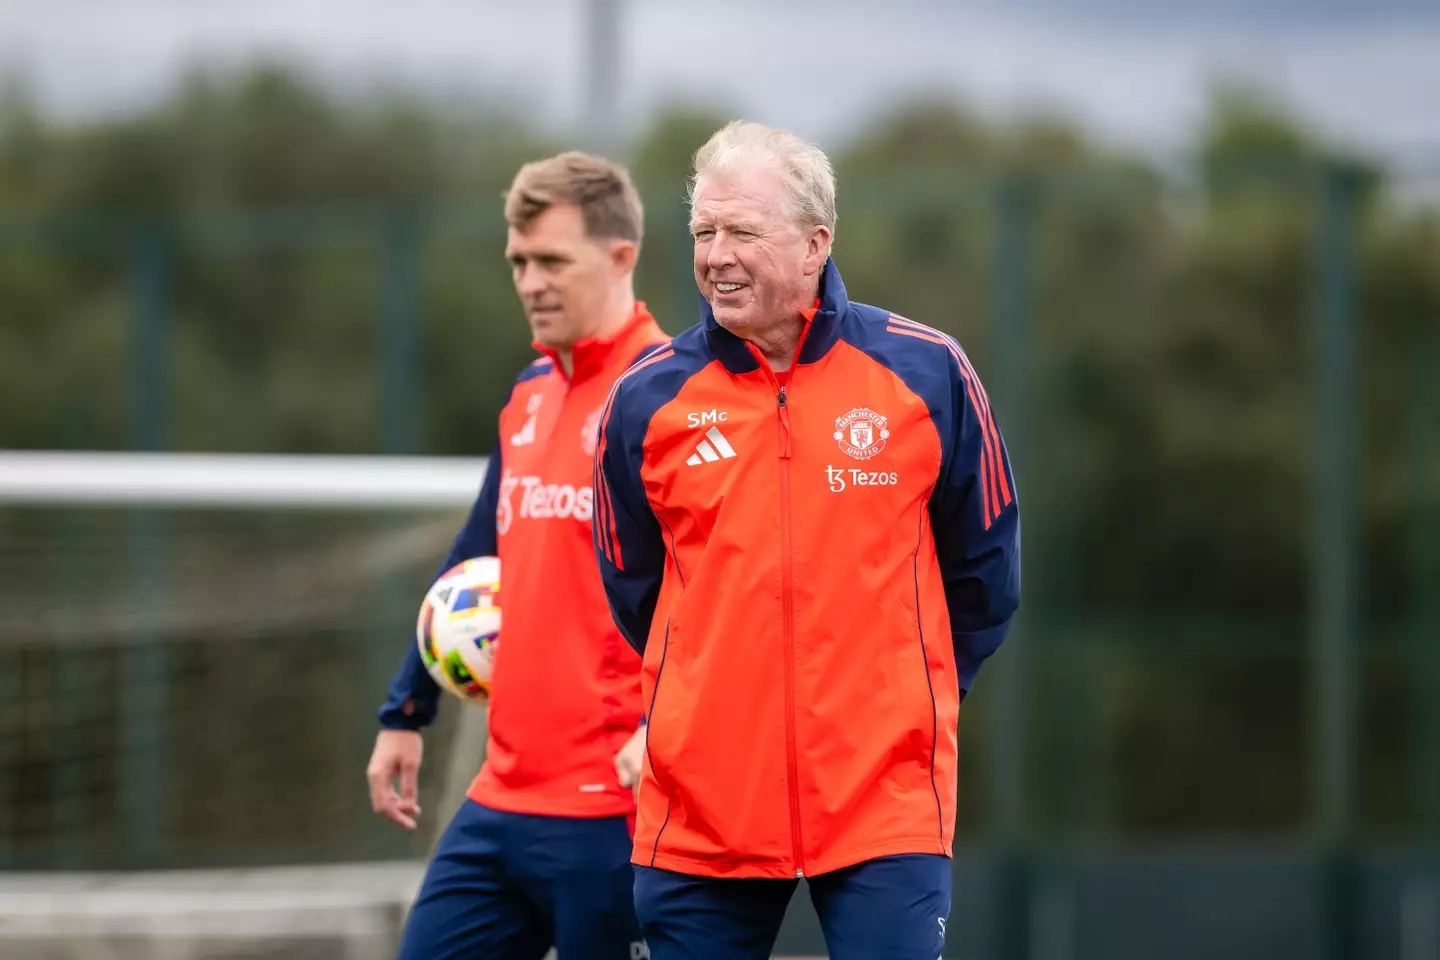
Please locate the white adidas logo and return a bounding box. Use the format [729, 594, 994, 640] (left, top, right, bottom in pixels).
[510, 415, 536, 446]
[685, 426, 737, 466]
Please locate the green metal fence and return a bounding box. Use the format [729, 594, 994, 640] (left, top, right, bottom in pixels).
[1, 162, 1438, 959]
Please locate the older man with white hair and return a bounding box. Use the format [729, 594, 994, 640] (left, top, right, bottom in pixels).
[593, 120, 1021, 959]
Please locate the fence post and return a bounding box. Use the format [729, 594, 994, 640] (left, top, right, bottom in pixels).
[985, 172, 1035, 960]
[380, 212, 424, 456]
[49, 409, 91, 866]
[671, 203, 696, 330]
[371, 212, 429, 856]
[1409, 333, 1440, 842]
[582, 0, 623, 159]
[120, 226, 172, 866]
[1310, 160, 1362, 960]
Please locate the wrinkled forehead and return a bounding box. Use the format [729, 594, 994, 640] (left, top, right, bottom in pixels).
[690, 168, 791, 228]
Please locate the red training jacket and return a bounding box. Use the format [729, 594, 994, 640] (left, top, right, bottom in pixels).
[593, 261, 1020, 877]
[381, 303, 669, 819]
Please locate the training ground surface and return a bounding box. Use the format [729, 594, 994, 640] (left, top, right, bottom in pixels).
[0, 862, 827, 959]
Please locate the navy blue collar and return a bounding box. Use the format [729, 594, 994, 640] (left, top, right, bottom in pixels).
[701, 257, 850, 375]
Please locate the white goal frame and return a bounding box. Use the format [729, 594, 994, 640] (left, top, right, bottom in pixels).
[0, 450, 488, 509]
[0, 448, 494, 858]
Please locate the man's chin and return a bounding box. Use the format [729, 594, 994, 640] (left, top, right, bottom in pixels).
[711, 307, 755, 336]
[527, 319, 567, 348]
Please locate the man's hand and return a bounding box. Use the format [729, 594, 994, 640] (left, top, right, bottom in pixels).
[614, 724, 647, 797]
[366, 729, 423, 830]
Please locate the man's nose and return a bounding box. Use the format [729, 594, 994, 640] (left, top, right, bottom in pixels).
[517, 264, 549, 296]
[706, 234, 738, 269]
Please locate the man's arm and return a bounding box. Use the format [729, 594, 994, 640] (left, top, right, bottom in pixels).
[376, 446, 503, 730]
[928, 351, 1021, 698]
[593, 385, 666, 657]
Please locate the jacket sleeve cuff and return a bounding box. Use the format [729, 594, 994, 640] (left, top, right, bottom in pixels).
[377, 695, 436, 731]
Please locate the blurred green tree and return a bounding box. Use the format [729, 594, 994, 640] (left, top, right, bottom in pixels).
[0, 67, 1436, 857]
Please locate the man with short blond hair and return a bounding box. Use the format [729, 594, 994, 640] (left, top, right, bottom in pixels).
[369, 150, 666, 960]
[505, 151, 645, 242]
[594, 121, 1020, 959]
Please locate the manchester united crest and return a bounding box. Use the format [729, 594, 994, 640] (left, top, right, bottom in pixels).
[580, 404, 605, 456]
[833, 407, 890, 461]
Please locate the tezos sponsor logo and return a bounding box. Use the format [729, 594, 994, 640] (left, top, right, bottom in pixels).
[496, 468, 592, 534]
[826, 465, 899, 493]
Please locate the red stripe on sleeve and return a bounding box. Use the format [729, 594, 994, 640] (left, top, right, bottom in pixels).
[886, 323, 1002, 526]
[594, 348, 675, 570]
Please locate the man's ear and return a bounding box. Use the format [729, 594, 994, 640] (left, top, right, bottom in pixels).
[804, 226, 832, 275]
[611, 239, 639, 273]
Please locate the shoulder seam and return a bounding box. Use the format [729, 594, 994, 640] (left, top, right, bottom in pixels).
[593, 345, 677, 569]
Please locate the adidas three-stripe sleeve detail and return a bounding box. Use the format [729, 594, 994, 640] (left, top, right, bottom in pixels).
[850, 307, 1020, 697]
[921, 324, 1020, 694]
[593, 352, 672, 656]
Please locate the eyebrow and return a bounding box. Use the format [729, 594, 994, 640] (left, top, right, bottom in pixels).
[690, 215, 761, 234]
[506, 249, 571, 263]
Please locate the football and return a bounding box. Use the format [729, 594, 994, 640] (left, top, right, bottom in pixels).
[416, 556, 501, 705]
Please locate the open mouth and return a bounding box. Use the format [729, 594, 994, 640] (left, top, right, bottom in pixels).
[714, 282, 744, 294]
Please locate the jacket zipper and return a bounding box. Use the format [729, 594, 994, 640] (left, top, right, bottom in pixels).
[749, 317, 813, 879]
[777, 383, 804, 877]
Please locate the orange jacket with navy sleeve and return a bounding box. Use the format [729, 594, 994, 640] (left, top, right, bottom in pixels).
[381, 304, 668, 819]
[592, 261, 1020, 878]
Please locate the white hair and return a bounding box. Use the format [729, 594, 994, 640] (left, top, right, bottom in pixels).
[688, 120, 837, 233]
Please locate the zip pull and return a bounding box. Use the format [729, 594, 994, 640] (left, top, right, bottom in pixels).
[777, 386, 793, 459]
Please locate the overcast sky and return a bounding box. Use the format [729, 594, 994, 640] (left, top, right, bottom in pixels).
[1, 0, 1437, 161]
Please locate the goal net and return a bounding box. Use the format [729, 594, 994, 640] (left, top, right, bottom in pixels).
[0, 450, 489, 879]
